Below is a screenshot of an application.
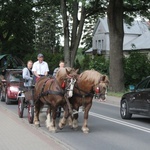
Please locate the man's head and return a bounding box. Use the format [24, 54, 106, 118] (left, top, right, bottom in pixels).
[59, 60, 65, 68]
[37, 53, 44, 63]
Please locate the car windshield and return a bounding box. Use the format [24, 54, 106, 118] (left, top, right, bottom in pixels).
[9, 73, 22, 82]
[136, 77, 150, 90]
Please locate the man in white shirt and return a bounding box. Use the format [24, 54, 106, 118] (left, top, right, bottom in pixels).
[32, 53, 49, 82]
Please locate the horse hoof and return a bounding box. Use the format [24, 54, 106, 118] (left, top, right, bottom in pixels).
[59, 126, 63, 130]
[73, 127, 78, 131]
[58, 122, 65, 129]
[82, 127, 89, 133]
[34, 121, 40, 127]
[35, 124, 40, 127]
[51, 129, 57, 133]
[83, 130, 89, 134]
[49, 127, 57, 133]
[45, 120, 50, 128]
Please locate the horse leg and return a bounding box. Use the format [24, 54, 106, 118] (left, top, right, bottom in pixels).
[45, 105, 52, 128]
[34, 100, 41, 127]
[81, 103, 92, 133]
[59, 104, 70, 129]
[72, 106, 79, 129]
[48, 107, 57, 133]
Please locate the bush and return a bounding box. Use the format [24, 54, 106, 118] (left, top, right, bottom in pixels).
[124, 52, 150, 87]
[89, 55, 109, 74]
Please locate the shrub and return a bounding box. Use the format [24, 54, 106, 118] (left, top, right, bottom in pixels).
[89, 55, 109, 74]
[124, 52, 150, 87]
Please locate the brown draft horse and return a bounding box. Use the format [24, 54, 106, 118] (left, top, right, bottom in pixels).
[59, 69, 109, 133]
[33, 67, 78, 132]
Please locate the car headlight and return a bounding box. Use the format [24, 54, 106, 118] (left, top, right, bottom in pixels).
[10, 87, 19, 92]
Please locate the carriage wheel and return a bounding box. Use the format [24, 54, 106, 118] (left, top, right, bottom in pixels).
[18, 97, 24, 118]
[28, 100, 34, 124]
[57, 106, 62, 118]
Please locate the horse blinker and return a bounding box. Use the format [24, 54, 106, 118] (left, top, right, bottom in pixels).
[61, 80, 66, 89]
[95, 86, 100, 94]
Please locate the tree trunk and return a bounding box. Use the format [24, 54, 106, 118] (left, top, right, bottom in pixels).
[107, 0, 125, 92]
[60, 0, 86, 67]
[70, 5, 86, 67]
[60, 0, 71, 67]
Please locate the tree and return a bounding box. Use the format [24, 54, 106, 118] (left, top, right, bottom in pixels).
[0, 0, 35, 58]
[60, 0, 106, 67]
[107, 0, 150, 92]
[60, 0, 150, 92]
[107, 0, 124, 92]
[35, 3, 62, 53]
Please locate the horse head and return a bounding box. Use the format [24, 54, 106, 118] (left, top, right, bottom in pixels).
[93, 75, 109, 100]
[56, 67, 79, 98]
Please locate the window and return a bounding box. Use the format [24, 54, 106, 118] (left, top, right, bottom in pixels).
[137, 78, 150, 90]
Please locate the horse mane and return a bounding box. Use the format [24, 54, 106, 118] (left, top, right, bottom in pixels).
[55, 67, 72, 79]
[79, 69, 108, 85]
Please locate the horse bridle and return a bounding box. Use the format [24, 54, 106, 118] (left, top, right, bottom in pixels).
[93, 80, 108, 99]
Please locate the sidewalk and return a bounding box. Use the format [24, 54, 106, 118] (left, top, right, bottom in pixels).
[0, 105, 69, 150]
[105, 95, 121, 106]
[93, 95, 121, 106]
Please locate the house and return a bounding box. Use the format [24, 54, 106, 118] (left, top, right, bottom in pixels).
[86, 17, 150, 58]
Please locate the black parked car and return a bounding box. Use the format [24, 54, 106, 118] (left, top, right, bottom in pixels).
[120, 76, 150, 119]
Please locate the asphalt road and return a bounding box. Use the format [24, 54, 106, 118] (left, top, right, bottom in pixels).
[1, 99, 150, 150]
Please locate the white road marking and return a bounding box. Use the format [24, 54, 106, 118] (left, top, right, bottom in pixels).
[89, 112, 150, 133]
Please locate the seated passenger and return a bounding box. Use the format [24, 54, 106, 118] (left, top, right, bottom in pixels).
[22, 60, 33, 87]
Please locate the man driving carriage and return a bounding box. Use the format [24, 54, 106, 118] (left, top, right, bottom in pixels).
[32, 53, 49, 83]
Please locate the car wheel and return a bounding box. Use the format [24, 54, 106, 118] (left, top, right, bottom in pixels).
[5, 94, 11, 105]
[28, 100, 34, 124]
[120, 99, 132, 119]
[18, 97, 24, 118]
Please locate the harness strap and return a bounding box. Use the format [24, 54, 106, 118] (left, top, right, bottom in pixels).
[74, 84, 94, 111]
[38, 77, 65, 99]
[41, 90, 65, 97]
[38, 78, 52, 101]
[64, 94, 73, 115]
[73, 92, 93, 98]
[74, 84, 94, 98]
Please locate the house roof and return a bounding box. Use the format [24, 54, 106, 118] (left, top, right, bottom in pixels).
[124, 30, 150, 50]
[85, 47, 93, 53]
[93, 17, 150, 36]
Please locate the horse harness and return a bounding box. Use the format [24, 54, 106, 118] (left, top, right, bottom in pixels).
[38, 77, 65, 99]
[73, 81, 104, 111]
[36, 77, 74, 114]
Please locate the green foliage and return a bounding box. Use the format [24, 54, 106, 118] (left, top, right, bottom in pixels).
[0, 0, 35, 57]
[89, 55, 109, 74]
[80, 55, 91, 71]
[35, 4, 62, 53]
[124, 52, 150, 87]
[80, 54, 109, 74]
